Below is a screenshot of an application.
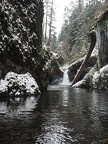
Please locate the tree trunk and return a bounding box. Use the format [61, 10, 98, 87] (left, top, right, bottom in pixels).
[71, 31, 96, 85]
[47, 0, 53, 47]
[45, 0, 48, 42]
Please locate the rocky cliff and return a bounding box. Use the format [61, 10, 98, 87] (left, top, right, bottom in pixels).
[0, 0, 63, 93]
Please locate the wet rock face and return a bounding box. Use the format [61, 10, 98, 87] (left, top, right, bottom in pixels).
[96, 11, 108, 69]
[42, 50, 63, 85]
[0, 0, 51, 91]
[49, 59, 63, 84]
[49, 52, 63, 83]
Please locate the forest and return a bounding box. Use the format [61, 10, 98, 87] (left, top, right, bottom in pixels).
[0, 0, 108, 143]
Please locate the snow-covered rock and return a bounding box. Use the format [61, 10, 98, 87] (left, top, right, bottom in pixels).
[92, 64, 108, 90]
[72, 79, 88, 88]
[0, 72, 40, 96]
[72, 64, 108, 90]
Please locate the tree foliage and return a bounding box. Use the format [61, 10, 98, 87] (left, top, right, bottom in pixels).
[57, 0, 105, 63]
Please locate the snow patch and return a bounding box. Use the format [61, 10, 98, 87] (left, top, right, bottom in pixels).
[72, 79, 85, 88]
[100, 64, 108, 73]
[0, 72, 40, 96]
[92, 64, 108, 89]
[93, 71, 100, 79]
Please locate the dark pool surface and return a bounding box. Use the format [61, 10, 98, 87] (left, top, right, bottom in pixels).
[0, 85, 108, 144]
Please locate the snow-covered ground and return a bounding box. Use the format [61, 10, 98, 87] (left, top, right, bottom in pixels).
[0, 72, 40, 96]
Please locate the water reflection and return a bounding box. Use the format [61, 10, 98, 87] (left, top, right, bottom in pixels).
[62, 87, 69, 106]
[0, 87, 108, 144]
[0, 96, 39, 118]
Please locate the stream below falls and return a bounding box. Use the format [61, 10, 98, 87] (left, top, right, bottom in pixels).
[0, 85, 108, 144]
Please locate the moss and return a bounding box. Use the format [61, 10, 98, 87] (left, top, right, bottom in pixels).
[94, 62, 99, 71]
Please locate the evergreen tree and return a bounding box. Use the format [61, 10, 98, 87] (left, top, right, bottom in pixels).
[57, 0, 104, 63]
[51, 32, 57, 50]
[43, 0, 56, 50]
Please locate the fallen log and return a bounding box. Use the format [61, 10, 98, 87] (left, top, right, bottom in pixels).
[71, 31, 96, 86]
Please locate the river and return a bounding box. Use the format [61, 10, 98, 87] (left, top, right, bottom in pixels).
[0, 85, 108, 144]
[0, 67, 108, 144]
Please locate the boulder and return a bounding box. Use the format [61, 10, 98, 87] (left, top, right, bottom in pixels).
[0, 72, 40, 96]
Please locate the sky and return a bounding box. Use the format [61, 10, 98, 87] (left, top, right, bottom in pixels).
[54, 0, 77, 36]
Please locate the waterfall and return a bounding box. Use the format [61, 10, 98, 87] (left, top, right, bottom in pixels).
[60, 65, 71, 86]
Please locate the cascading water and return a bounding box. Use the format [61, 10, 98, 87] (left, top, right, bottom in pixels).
[60, 65, 71, 86]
